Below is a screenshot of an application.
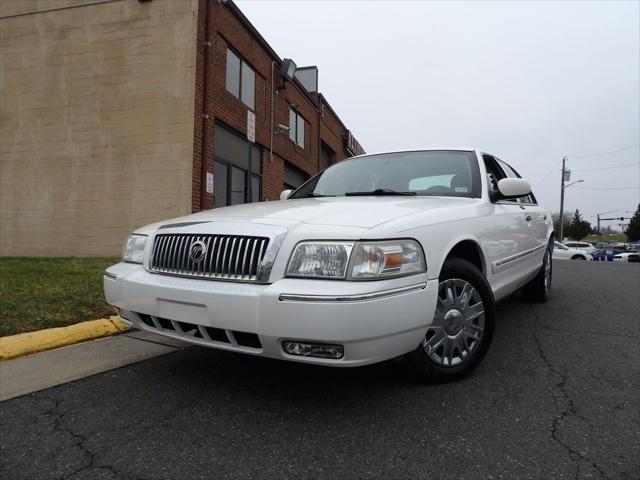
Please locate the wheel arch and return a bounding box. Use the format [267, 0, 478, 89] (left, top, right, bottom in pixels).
[547, 231, 555, 247]
[441, 239, 486, 278]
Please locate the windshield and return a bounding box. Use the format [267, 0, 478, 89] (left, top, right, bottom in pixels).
[289, 150, 481, 199]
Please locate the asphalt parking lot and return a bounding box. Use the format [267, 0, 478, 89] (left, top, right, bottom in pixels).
[1, 261, 638, 480]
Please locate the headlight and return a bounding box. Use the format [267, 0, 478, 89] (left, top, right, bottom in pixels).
[122, 235, 147, 264]
[286, 242, 354, 279]
[285, 239, 425, 280]
[348, 240, 425, 280]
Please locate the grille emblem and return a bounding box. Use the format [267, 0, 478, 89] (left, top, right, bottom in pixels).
[189, 240, 207, 263]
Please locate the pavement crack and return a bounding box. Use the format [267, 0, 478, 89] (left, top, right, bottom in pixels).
[40, 394, 130, 480]
[530, 312, 610, 480]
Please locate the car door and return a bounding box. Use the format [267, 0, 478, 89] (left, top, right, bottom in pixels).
[481, 155, 539, 294]
[497, 159, 549, 256]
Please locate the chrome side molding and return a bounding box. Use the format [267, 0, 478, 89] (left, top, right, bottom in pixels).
[279, 283, 427, 303]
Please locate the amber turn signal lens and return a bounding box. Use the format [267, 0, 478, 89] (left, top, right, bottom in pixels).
[384, 252, 404, 268]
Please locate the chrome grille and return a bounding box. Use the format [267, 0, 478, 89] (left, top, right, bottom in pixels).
[150, 234, 269, 281]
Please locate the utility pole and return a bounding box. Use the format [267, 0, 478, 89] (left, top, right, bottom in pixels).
[558, 157, 583, 242]
[559, 156, 566, 241]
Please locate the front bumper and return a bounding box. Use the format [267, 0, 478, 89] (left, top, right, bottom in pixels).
[104, 263, 438, 367]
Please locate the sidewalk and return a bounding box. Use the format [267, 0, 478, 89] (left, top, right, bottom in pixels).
[0, 330, 189, 401]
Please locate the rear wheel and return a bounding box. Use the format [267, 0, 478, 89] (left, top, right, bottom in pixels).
[571, 255, 586, 260]
[406, 258, 495, 383]
[522, 244, 552, 302]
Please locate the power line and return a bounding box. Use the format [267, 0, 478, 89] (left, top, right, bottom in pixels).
[573, 185, 639, 191]
[571, 161, 640, 172]
[567, 144, 640, 159]
[532, 164, 560, 187]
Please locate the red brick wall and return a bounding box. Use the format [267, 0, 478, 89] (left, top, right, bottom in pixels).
[192, 0, 358, 211]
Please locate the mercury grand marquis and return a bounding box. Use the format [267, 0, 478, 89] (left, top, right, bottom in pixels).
[104, 149, 553, 382]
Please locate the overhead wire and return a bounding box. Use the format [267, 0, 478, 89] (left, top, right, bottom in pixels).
[573, 185, 639, 191]
[566, 144, 640, 159]
[531, 163, 560, 188]
[571, 161, 640, 172]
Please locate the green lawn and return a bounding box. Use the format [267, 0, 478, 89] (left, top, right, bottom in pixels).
[0, 257, 119, 337]
[583, 233, 628, 243]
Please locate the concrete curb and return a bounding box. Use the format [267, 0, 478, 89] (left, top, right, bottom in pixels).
[0, 317, 130, 361]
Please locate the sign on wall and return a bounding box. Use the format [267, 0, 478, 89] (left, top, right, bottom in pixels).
[206, 172, 214, 194]
[247, 110, 256, 143]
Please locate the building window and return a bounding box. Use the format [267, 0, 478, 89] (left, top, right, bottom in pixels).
[288, 107, 305, 148]
[214, 123, 261, 207]
[283, 162, 309, 191]
[225, 48, 255, 110]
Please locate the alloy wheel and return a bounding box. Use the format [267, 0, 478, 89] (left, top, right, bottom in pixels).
[422, 278, 485, 367]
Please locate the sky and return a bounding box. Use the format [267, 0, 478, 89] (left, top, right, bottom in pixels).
[238, 0, 640, 230]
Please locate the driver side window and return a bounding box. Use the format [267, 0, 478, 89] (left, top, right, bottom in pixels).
[497, 159, 537, 205]
[483, 155, 516, 202]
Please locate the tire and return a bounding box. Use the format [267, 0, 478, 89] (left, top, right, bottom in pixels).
[571, 255, 586, 260]
[405, 258, 495, 383]
[522, 244, 552, 302]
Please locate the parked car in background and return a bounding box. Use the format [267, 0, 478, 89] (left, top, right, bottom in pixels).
[591, 248, 625, 262]
[105, 149, 554, 383]
[563, 241, 596, 254]
[613, 252, 640, 263]
[553, 242, 591, 260]
[626, 243, 640, 252]
[611, 242, 628, 250]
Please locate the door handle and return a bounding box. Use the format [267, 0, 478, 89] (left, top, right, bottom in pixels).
[525, 214, 533, 222]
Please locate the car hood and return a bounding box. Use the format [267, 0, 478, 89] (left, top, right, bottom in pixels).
[134, 196, 476, 234]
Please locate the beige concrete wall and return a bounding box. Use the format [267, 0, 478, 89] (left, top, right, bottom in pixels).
[0, 0, 198, 256]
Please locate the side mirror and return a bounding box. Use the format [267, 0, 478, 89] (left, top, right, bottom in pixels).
[280, 189, 292, 200]
[495, 178, 531, 200]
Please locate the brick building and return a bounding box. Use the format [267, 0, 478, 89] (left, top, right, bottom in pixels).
[0, 0, 364, 256]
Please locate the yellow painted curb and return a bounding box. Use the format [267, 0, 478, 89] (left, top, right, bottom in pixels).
[0, 317, 130, 361]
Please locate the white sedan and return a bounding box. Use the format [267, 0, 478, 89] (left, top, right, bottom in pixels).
[613, 252, 640, 263]
[553, 242, 592, 261]
[563, 241, 596, 254]
[104, 149, 553, 382]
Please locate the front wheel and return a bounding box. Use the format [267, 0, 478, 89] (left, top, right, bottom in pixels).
[522, 245, 552, 302]
[571, 255, 586, 260]
[406, 258, 495, 383]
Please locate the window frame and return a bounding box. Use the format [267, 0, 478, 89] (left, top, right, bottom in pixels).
[214, 158, 262, 206]
[225, 47, 256, 110]
[213, 123, 262, 207]
[288, 107, 306, 149]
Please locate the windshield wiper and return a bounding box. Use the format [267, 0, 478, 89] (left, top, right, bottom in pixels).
[296, 192, 334, 198]
[345, 189, 416, 197]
